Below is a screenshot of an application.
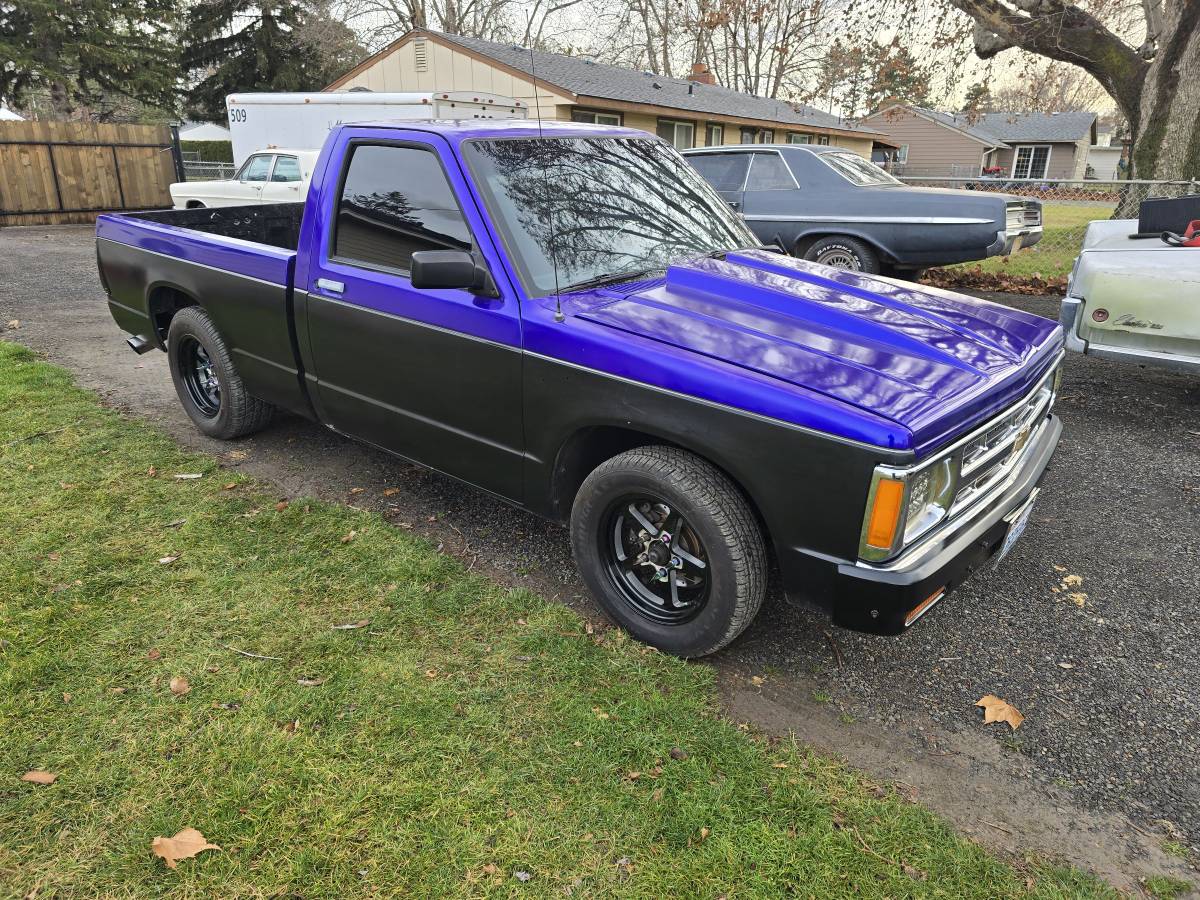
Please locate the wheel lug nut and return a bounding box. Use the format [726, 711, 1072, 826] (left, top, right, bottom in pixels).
[671, 556, 681, 568]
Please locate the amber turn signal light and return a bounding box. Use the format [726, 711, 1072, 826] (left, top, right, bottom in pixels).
[865, 477, 905, 550]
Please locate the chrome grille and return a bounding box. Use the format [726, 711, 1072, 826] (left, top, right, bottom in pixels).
[1006, 200, 1042, 230]
[951, 368, 1056, 515]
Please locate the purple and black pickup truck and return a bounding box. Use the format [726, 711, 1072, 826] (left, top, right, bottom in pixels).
[96, 119, 1064, 657]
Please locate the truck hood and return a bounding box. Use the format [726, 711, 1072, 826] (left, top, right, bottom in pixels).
[574, 250, 1061, 454]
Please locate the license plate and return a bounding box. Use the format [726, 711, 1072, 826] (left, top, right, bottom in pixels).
[994, 489, 1038, 569]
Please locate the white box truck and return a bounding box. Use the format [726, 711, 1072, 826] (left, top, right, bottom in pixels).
[225, 90, 527, 166]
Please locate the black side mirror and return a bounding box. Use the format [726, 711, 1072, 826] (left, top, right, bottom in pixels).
[410, 250, 498, 297]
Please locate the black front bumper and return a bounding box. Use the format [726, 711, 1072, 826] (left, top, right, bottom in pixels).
[794, 413, 1062, 635]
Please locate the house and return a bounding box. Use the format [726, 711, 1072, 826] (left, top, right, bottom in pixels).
[1084, 121, 1128, 180]
[0, 106, 23, 121]
[179, 121, 231, 142]
[860, 103, 1098, 180]
[326, 29, 884, 157]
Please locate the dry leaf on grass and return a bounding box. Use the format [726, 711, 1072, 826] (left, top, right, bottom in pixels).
[297, 677, 327, 687]
[173, 473, 203, 480]
[147, 648, 162, 660]
[331, 619, 369, 630]
[975, 695, 1024, 730]
[222, 482, 237, 490]
[340, 530, 357, 543]
[383, 487, 400, 496]
[158, 553, 180, 565]
[169, 676, 191, 696]
[349, 487, 365, 495]
[21, 771, 57, 785]
[274, 500, 289, 512]
[151, 828, 220, 869]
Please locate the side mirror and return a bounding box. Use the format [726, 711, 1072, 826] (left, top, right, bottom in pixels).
[410, 250, 498, 297]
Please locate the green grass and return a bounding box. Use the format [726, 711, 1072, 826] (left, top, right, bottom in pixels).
[948, 202, 1115, 280]
[0, 341, 1123, 897]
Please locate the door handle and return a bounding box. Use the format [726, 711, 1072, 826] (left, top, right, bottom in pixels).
[315, 278, 344, 295]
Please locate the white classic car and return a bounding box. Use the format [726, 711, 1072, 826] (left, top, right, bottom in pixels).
[170, 149, 320, 209]
[1060, 218, 1200, 372]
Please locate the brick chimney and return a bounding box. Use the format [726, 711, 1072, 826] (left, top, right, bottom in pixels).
[689, 63, 717, 85]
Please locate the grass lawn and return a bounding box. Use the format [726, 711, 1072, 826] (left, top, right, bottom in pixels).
[0, 340, 1121, 898]
[948, 203, 1115, 280]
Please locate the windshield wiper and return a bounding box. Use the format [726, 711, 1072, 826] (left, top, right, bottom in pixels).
[705, 243, 785, 260]
[559, 266, 664, 294]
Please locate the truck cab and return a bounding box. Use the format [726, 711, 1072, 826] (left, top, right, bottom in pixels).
[97, 119, 1064, 657]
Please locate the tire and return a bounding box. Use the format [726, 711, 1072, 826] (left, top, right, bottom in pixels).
[802, 235, 880, 274]
[167, 306, 273, 439]
[570, 446, 767, 657]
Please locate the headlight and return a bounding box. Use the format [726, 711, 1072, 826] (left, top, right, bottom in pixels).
[860, 455, 961, 562]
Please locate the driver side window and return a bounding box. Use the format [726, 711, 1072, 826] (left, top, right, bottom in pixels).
[240, 155, 272, 183]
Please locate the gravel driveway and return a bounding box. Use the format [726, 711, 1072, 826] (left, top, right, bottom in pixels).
[2, 225, 1198, 887]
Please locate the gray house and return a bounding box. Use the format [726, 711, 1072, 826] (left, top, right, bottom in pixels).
[861, 104, 1098, 180]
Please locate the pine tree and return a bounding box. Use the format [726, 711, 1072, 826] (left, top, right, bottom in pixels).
[0, 0, 180, 117]
[182, 0, 358, 123]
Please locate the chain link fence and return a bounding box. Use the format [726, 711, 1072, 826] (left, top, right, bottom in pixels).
[899, 178, 1200, 276]
[181, 160, 236, 181]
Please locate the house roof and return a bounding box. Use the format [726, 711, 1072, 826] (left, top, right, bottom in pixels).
[912, 107, 1007, 147]
[333, 29, 882, 138]
[976, 111, 1097, 143]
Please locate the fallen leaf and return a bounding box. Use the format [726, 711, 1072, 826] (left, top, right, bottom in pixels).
[669, 747, 687, 761]
[592, 707, 610, 720]
[651, 787, 664, 801]
[158, 553, 180, 565]
[349, 487, 365, 495]
[6, 319, 19, 329]
[1068, 592, 1088, 608]
[424, 669, 439, 679]
[62, 692, 72, 703]
[698, 827, 711, 841]
[331, 619, 369, 630]
[513, 870, 532, 882]
[275, 500, 289, 512]
[147, 465, 157, 477]
[147, 648, 162, 660]
[109, 686, 127, 695]
[750, 675, 766, 686]
[222, 482, 237, 490]
[21, 771, 56, 785]
[173, 473, 203, 480]
[282, 719, 300, 734]
[297, 677, 327, 687]
[626, 771, 641, 781]
[481, 863, 499, 875]
[169, 676, 191, 696]
[163, 519, 186, 529]
[151, 828, 220, 869]
[975, 694, 1024, 730]
[340, 530, 357, 543]
[383, 487, 400, 496]
[772, 762, 789, 769]
[1061, 574, 1083, 587]
[1056, 661, 1075, 669]
[1052, 564, 1067, 572]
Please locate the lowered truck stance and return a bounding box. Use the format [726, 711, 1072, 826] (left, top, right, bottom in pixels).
[97, 119, 1064, 657]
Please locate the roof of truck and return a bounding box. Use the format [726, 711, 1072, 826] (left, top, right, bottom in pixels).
[338, 118, 647, 144]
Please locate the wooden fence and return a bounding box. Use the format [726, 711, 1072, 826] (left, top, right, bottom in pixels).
[0, 121, 182, 227]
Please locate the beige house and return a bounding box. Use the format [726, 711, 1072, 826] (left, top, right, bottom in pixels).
[327, 29, 884, 157]
[860, 104, 1098, 180]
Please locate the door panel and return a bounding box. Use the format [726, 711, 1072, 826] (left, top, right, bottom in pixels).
[304, 140, 525, 501]
[261, 155, 304, 204]
[686, 151, 749, 213]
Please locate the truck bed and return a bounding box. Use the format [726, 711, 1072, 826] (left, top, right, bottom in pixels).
[95, 202, 308, 416]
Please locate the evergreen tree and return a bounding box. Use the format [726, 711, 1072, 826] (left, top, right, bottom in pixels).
[0, 0, 180, 117]
[182, 0, 358, 123]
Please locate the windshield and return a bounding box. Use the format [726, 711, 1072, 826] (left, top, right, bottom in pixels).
[463, 137, 756, 296]
[819, 151, 902, 186]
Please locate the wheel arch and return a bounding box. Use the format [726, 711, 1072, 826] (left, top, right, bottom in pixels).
[145, 283, 201, 350]
[549, 424, 774, 554]
[792, 229, 893, 265]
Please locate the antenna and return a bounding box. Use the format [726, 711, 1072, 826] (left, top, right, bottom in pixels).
[524, 41, 565, 323]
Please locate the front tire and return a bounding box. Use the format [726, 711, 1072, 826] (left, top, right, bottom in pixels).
[167, 306, 273, 439]
[570, 446, 767, 657]
[802, 235, 880, 273]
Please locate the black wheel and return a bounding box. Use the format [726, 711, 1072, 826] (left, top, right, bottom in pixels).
[802, 235, 880, 274]
[167, 306, 273, 439]
[570, 446, 767, 657]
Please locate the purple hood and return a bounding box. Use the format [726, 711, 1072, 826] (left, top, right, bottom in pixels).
[574, 250, 1061, 455]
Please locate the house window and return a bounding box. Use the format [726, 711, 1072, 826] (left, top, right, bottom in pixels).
[705, 123, 724, 146]
[816, 135, 830, 146]
[895, 145, 909, 163]
[1012, 144, 1051, 179]
[740, 127, 757, 144]
[758, 129, 774, 144]
[788, 133, 812, 144]
[656, 119, 695, 150]
[571, 109, 622, 126]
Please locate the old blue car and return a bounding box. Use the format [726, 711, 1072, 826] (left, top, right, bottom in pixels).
[683, 145, 1042, 276]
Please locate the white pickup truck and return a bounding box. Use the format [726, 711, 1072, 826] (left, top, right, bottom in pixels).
[170, 149, 320, 209]
[1060, 219, 1200, 372]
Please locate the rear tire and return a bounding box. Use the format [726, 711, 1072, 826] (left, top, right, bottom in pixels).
[167, 306, 273, 440]
[802, 235, 880, 274]
[570, 446, 767, 657]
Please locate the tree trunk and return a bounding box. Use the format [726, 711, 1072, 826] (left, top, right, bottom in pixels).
[1131, 2, 1200, 182]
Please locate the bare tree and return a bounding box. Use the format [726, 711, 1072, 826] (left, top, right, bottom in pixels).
[942, 0, 1200, 180]
[341, 0, 581, 51]
[986, 59, 1108, 112]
